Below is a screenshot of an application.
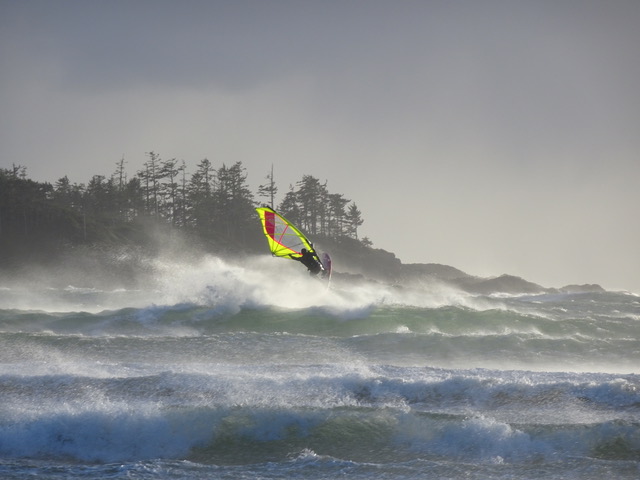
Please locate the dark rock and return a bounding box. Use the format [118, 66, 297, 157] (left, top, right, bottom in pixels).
[559, 284, 606, 293]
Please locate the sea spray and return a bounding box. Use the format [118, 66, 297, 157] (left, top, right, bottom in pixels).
[1, 255, 639, 479]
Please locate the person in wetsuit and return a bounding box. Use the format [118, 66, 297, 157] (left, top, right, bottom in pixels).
[290, 248, 323, 276]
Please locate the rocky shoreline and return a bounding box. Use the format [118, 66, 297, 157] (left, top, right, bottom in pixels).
[320, 237, 605, 295]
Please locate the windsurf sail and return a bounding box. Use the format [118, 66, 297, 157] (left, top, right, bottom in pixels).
[255, 206, 322, 264]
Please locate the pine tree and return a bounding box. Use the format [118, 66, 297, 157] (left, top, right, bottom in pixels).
[214, 162, 255, 244]
[188, 158, 216, 234]
[278, 186, 300, 223]
[159, 158, 180, 225]
[346, 202, 364, 240]
[296, 175, 323, 235]
[327, 193, 350, 237]
[139, 151, 161, 218]
[257, 165, 278, 208]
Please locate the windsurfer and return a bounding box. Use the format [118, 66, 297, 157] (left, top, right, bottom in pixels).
[290, 248, 323, 276]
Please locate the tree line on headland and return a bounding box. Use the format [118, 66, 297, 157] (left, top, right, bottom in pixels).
[1, 157, 606, 294]
[0, 154, 370, 267]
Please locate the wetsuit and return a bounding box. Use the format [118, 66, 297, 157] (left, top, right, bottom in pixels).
[292, 250, 322, 275]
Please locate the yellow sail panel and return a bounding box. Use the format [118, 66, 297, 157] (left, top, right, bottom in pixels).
[255, 207, 315, 258]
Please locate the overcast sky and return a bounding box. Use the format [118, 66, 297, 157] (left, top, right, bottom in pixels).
[1, 0, 639, 293]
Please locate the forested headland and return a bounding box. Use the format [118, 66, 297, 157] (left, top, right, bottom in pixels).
[1, 157, 604, 294]
[0, 154, 370, 270]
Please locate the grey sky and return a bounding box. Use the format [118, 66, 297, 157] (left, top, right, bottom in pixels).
[1, 0, 639, 292]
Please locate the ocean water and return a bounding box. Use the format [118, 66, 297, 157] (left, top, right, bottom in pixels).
[1, 255, 639, 479]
